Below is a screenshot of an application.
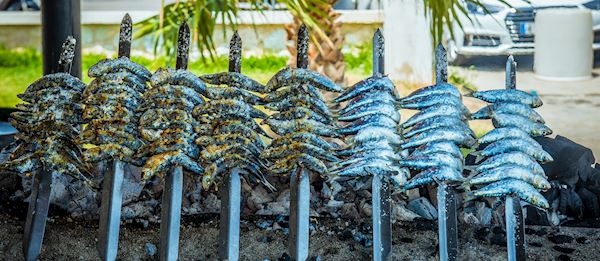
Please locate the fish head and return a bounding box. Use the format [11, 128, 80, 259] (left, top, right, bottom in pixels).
[142, 170, 154, 180]
[532, 97, 544, 108]
[539, 125, 553, 136]
[202, 174, 213, 191]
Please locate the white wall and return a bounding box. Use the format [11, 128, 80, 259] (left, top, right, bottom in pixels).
[383, 0, 433, 84]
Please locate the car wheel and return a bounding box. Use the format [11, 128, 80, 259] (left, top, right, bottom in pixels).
[446, 40, 467, 66]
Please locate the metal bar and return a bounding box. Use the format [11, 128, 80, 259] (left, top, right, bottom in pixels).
[175, 21, 190, 70]
[437, 183, 459, 261]
[296, 24, 309, 70]
[435, 44, 448, 85]
[218, 31, 242, 261]
[22, 168, 52, 261]
[219, 168, 241, 260]
[505, 55, 526, 261]
[371, 175, 392, 261]
[288, 24, 311, 261]
[435, 44, 458, 261]
[370, 28, 391, 261]
[41, 0, 81, 78]
[97, 15, 131, 260]
[289, 167, 310, 261]
[158, 21, 189, 261]
[159, 166, 183, 261]
[97, 160, 125, 261]
[23, 36, 76, 261]
[118, 13, 132, 59]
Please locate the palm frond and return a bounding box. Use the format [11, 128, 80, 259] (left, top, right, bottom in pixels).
[422, 0, 511, 46]
[134, 0, 334, 64]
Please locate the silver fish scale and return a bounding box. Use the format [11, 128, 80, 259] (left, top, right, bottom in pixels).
[399, 82, 469, 189]
[4, 73, 92, 182]
[263, 68, 341, 177]
[136, 68, 204, 178]
[194, 72, 273, 190]
[467, 88, 552, 209]
[82, 58, 150, 163]
[334, 75, 407, 185]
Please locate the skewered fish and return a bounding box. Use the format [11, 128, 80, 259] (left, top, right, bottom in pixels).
[465, 88, 552, 209]
[266, 67, 342, 92]
[262, 67, 341, 178]
[333, 74, 408, 186]
[137, 68, 205, 178]
[195, 71, 274, 190]
[3, 71, 92, 183]
[400, 82, 471, 189]
[81, 56, 151, 163]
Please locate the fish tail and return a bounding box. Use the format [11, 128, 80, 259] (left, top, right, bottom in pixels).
[463, 89, 475, 97]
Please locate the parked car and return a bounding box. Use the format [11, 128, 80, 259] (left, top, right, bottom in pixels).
[448, 0, 600, 64]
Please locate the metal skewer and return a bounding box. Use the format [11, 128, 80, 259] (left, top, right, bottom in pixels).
[218, 31, 243, 261]
[97, 14, 131, 261]
[370, 28, 392, 261]
[23, 36, 77, 261]
[158, 21, 189, 261]
[288, 24, 311, 261]
[504, 55, 526, 261]
[435, 44, 459, 261]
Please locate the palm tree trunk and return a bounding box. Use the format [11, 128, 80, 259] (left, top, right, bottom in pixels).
[285, 1, 346, 85]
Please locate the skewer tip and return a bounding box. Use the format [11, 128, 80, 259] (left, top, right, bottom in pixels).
[505, 55, 517, 89]
[435, 43, 448, 84]
[58, 36, 76, 73]
[229, 30, 242, 73]
[176, 21, 191, 70]
[118, 13, 133, 58]
[297, 24, 309, 69]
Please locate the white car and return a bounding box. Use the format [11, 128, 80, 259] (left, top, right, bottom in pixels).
[448, 0, 600, 64]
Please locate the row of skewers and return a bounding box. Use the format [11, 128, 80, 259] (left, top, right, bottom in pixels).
[1, 17, 554, 261]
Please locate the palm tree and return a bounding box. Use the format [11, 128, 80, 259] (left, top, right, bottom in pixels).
[285, 0, 346, 84]
[135, 0, 495, 81]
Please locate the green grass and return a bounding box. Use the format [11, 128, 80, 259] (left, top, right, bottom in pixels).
[0, 47, 289, 108]
[0, 44, 476, 108]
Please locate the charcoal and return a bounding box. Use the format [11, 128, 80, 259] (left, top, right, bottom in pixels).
[407, 197, 437, 221]
[548, 234, 574, 244]
[524, 205, 550, 226]
[552, 245, 576, 254]
[576, 187, 600, 218]
[535, 135, 595, 187]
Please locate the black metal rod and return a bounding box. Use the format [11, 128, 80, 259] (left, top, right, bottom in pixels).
[118, 13, 132, 59]
[158, 22, 190, 261]
[505, 55, 526, 261]
[97, 15, 132, 260]
[435, 44, 448, 85]
[288, 24, 311, 261]
[97, 160, 125, 261]
[435, 44, 458, 261]
[219, 168, 241, 260]
[175, 21, 190, 70]
[23, 37, 76, 261]
[289, 167, 310, 261]
[437, 183, 459, 260]
[41, 0, 81, 78]
[371, 28, 392, 261]
[22, 168, 52, 261]
[159, 166, 183, 261]
[218, 31, 243, 261]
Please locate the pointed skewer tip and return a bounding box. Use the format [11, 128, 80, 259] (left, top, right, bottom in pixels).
[122, 13, 131, 23]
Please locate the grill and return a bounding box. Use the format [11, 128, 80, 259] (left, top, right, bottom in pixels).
[505, 6, 578, 44]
